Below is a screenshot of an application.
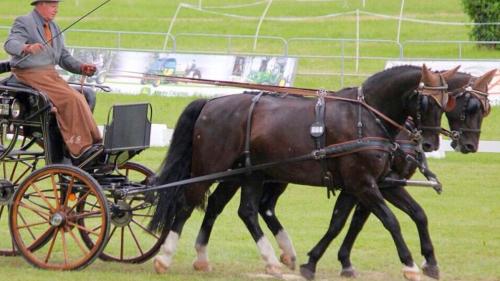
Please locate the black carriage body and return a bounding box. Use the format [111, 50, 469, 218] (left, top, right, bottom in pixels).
[0, 61, 167, 269]
[0, 75, 55, 163]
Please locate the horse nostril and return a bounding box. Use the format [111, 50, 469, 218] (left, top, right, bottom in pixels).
[465, 143, 477, 152]
[422, 142, 433, 152]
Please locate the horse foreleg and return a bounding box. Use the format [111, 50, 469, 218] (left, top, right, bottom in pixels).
[337, 203, 371, 278]
[239, 177, 282, 277]
[382, 187, 439, 280]
[299, 192, 358, 280]
[258, 182, 296, 270]
[357, 188, 420, 281]
[153, 203, 195, 274]
[193, 181, 240, 272]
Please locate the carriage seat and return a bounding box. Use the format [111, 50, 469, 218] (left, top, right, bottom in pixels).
[0, 74, 38, 91]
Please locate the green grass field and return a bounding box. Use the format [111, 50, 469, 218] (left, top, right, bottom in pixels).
[0, 1, 499, 280]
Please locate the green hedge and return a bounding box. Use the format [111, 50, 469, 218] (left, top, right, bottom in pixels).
[461, 0, 500, 48]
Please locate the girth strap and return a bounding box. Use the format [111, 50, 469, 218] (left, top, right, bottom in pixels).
[310, 90, 336, 197]
[244, 92, 264, 170]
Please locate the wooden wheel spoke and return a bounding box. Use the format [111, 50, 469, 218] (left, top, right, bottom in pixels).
[30, 183, 55, 212]
[44, 227, 59, 263]
[130, 213, 153, 218]
[107, 225, 118, 244]
[120, 227, 125, 260]
[128, 224, 144, 255]
[18, 201, 50, 220]
[67, 221, 101, 236]
[67, 227, 89, 256]
[68, 210, 102, 220]
[17, 220, 48, 229]
[30, 226, 55, 250]
[50, 174, 60, 209]
[18, 212, 37, 241]
[131, 218, 160, 239]
[60, 228, 68, 265]
[62, 176, 75, 209]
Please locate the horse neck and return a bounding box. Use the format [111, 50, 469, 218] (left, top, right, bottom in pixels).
[447, 72, 471, 91]
[362, 69, 421, 131]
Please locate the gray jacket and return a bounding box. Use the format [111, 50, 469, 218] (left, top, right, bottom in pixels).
[4, 10, 82, 74]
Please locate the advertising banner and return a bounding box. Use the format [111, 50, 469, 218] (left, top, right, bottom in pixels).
[385, 60, 500, 105]
[59, 48, 298, 97]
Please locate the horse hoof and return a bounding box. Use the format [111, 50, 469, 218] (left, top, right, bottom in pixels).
[402, 264, 421, 281]
[280, 253, 296, 270]
[340, 266, 358, 278]
[422, 262, 440, 280]
[153, 257, 169, 274]
[193, 259, 212, 272]
[299, 264, 316, 280]
[265, 264, 283, 278]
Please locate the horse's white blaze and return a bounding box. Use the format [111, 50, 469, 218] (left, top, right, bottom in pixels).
[195, 244, 209, 262]
[156, 231, 179, 266]
[275, 230, 296, 257]
[257, 236, 280, 266]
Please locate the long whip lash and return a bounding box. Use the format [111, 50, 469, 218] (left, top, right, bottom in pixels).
[16, 0, 111, 64]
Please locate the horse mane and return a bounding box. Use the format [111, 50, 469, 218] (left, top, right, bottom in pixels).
[362, 65, 421, 90]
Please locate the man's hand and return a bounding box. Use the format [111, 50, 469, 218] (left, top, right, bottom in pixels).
[22, 43, 44, 55]
[81, 64, 97, 76]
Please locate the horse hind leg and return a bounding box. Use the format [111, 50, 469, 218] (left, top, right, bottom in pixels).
[153, 201, 195, 274]
[239, 177, 282, 277]
[258, 182, 296, 270]
[193, 181, 241, 272]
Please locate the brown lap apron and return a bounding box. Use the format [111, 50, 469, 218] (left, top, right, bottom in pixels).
[12, 65, 101, 156]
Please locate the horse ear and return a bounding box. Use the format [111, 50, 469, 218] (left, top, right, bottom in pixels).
[445, 95, 456, 112]
[441, 65, 461, 81]
[473, 69, 497, 93]
[421, 64, 439, 86]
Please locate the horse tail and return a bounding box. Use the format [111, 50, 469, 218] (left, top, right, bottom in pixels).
[148, 99, 208, 233]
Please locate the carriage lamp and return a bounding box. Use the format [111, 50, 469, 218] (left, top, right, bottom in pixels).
[0, 97, 11, 116]
[10, 99, 23, 119]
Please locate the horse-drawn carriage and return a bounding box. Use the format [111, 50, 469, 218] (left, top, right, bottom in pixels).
[0, 58, 494, 281]
[0, 60, 168, 270]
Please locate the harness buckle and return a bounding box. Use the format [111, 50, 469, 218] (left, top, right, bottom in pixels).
[312, 149, 326, 160]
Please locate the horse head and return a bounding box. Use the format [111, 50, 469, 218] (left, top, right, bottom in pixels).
[447, 69, 496, 153]
[407, 64, 459, 152]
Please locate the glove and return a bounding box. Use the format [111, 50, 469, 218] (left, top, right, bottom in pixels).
[22, 43, 44, 55]
[81, 64, 97, 76]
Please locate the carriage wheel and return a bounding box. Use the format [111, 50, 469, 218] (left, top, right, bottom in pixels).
[9, 165, 110, 270]
[80, 162, 168, 263]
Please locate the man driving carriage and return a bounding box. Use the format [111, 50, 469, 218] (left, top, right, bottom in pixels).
[3, 0, 101, 164]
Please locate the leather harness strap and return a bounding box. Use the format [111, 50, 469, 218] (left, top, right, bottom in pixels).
[310, 90, 336, 197]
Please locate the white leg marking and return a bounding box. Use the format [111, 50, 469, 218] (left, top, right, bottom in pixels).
[195, 244, 209, 262]
[275, 230, 296, 257]
[257, 236, 280, 267]
[156, 231, 179, 267]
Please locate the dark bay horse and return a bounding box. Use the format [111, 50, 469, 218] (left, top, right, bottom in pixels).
[149, 65, 456, 280]
[304, 69, 496, 281]
[186, 69, 496, 280]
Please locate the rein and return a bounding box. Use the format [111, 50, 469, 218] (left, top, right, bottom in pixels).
[111, 71, 414, 137]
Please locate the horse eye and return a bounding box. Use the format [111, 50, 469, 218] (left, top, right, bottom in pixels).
[466, 99, 480, 113]
[421, 95, 429, 112]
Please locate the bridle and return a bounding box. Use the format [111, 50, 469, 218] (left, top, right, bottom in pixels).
[449, 81, 490, 139]
[413, 73, 450, 136]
